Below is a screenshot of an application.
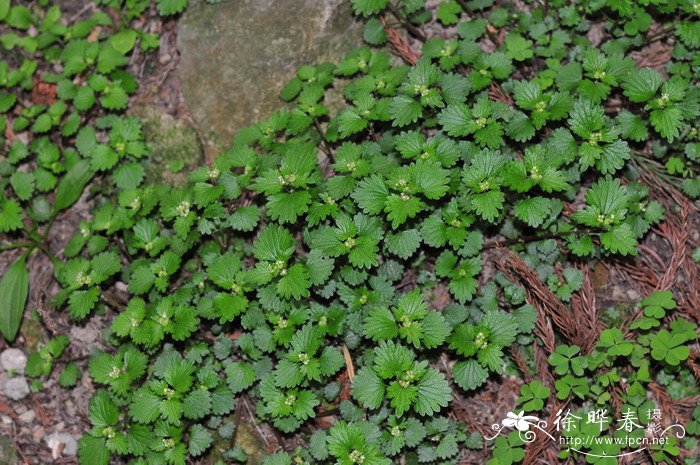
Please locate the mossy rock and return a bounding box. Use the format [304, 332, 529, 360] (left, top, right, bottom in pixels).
[129, 104, 204, 186]
[23, 311, 49, 353]
[206, 418, 269, 465]
[177, 0, 362, 145]
[235, 421, 269, 465]
[0, 435, 19, 465]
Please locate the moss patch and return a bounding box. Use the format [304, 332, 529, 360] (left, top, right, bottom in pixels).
[129, 104, 204, 186]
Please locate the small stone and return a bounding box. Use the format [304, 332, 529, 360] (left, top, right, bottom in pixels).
[69, 325, 98, 346]
[32, 427, 45, 442]
[45, 432, 77, 459]
[3, 377, 30, 401]
[18, 410, 35, 424]
[0, 349, 27, 374]
[64, 401, 76, 418]
[627, 289, 641, 301]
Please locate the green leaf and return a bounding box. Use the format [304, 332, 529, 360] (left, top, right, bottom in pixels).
[437, 0, 462, 25]
[352, 366, 385, 410]
[226, 362, 256, 393]
[351, 0, 388, 16]
[183, 389, 212, 420]
[188, 424, 213, 457]
[597, 328, 633, 357]
[54, 160, 93, 213]
[641, 290, 676, 319]
[9, 171, 34, 201]
[78, 435, 110, 465]
[277, 263, 310, 300]
[59, 362, 81, 387]
[600, 223, 637, 256]
[505, 34, 533, 61]
[156, 0, 188, 15]
[0, 255, 29, 342]
[363, 17, 387, 44]
[650, 107, 683, 142]
[0, 198, 23, 233]
[110, 30, 138, 54]
[650, 330, 690, 366]
[452, 360, 488, 391]
[414, 368, 450, 416]
[385, 229, 421, 259]
[622, 68, 662, 103]
[353, 174, 388, 214]
[228, 206, 260, 231]
[517, 380, 550, 411]
[471, 190, 504, 222]
[514, 197, 553, 228]
[69, 287, 100, 319]
[390, 95, 422, 127]
[0, 0, 10, 20]
[5, 5, 31, 29]
[263, 452, 293, 465]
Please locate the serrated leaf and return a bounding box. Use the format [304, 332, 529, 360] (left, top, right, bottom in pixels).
[188, 424, 213, 457]
[352, 366, 385, 410]
[414, 368, 450, 415]
[452, 360, 488, 391]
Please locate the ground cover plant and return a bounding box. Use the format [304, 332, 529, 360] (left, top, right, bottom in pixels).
[0, 0, 699, 464]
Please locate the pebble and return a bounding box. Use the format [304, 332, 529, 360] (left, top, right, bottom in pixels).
[45, 432, 78, 459]
[0, 349, 27, 374]
[69, 325, 99, 346]
[18, 409, 36, 424]
[64, 400, 76, 418]
[3, 377, 30, 401]
[627, 289, 641, 300]
[32, 427, 45, 442]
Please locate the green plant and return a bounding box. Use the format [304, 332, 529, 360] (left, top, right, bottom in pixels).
[1, 0, 698, 465]
[0, 2, 152, 342]
[25, 335, 69, 379]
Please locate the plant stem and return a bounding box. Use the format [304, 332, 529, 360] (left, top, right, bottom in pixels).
[387, 2, 426, 42]
[314, 120, 334, 161]
[454, 0, 469, 12]
[0, 242, 35, 252]
[42, 212, 58, 242]
[483, 228, 594, 249]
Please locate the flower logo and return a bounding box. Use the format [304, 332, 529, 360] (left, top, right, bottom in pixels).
[502, 411, 540, 432]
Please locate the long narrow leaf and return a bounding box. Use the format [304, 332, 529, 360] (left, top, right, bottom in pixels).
[54, 160, 93, 213]
[0, 254, 29, 342]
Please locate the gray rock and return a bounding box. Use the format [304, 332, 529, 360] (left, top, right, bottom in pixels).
[45, 432, 77, 459]
[68, 324, 99, 348]
[0, 434, 19, 465]
[3, 377, 29, 401]
[0, 349, 26, 374]
[177, 0, 362, 145]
